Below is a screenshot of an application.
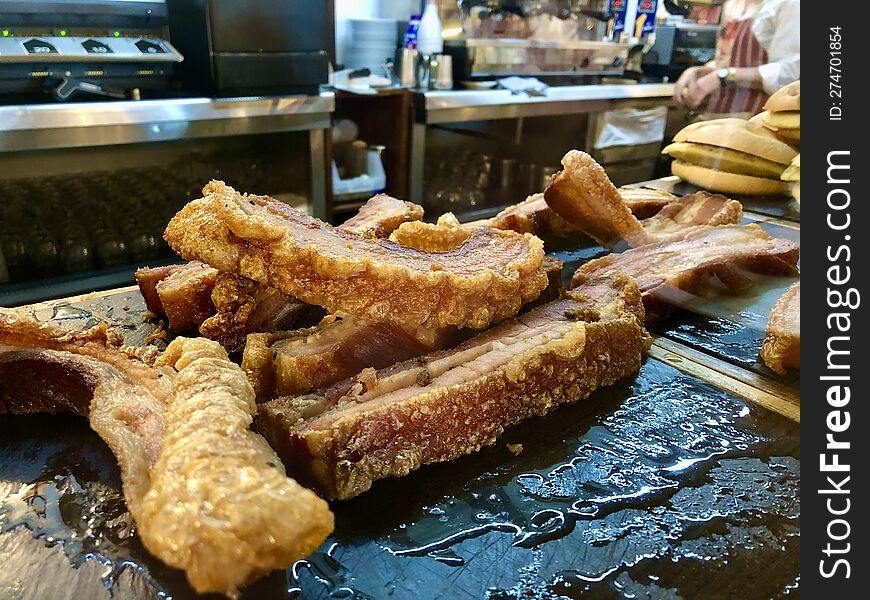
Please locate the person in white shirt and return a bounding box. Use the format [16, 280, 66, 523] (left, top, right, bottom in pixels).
[673, 0, 800, 115]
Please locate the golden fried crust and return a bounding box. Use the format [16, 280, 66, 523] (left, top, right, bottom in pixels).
[389, 213, 471, 252]
[544, 150, 654, 247]
[141, 338, 333, 596]
[760, 282, 800, 374]
[198, 272, 321, 353]
[338, 193, 424, 238]
[572, 225, 800, 323]
[164, 181, 547, 330]
[257, 275, 648, 500]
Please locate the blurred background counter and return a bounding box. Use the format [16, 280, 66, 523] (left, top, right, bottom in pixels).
[408, 83, 676, 220]
[0, 93, 334, 306]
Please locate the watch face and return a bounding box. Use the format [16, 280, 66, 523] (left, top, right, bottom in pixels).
[718, 67, 730, 79]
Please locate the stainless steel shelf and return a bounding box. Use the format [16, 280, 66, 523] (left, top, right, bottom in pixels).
[415, 83, 675, 124]
[0, 93, 335, 152]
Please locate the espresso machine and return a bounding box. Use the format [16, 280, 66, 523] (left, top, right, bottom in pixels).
[0, 0, 183, 102]
[445, 0, 630, 81]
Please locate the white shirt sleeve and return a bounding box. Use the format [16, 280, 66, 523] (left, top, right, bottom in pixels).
[752, 0, 801, 95]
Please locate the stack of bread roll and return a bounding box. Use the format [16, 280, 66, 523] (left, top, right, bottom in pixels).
[755, 80, 800, 145]
[781, 154, 799, 202]
[663, 118, 798, 196]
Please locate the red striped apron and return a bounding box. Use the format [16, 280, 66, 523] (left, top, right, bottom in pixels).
[707, 17, 769, 115]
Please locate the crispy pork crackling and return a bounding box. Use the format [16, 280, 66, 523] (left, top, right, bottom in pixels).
[255, 274, 648, 500]
[640, 191, 743, 239]
[136, 194, 421, 346]
[164, 181, 547, 330]
[338, 193, 425, 238]
[488, 189, 676, 238]
[142, 338, 333, 595]
[544, 152, 742, 247]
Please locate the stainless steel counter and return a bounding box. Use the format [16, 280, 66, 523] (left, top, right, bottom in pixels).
[415, 83, 675, 124]
[410, 83, 675, 203]
[0, 93, 334, 219]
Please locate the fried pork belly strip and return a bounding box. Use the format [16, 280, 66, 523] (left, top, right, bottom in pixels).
[153, 262, 219, 331]
[0, 310, 169, 521]
[137, 194, 422, 342]
[243, 315, 458, 401]
[135, 262, 219, 325]
[544, 150, 655, 247]
[489, 193, 575, 236]
[544, 151, 743, 248]
[242, 256, 564, 402]
[256, 274, 648, 500]
[488, 189, 677, 238]
[640, 191, 742, 239]
[338, 193, 425, 238]
[760, 282, 800, 374]
[618, 187, 677, 219]
[572, 225, 800, 323]
[164, 181, 547, 330]
[142, 338, 333, 596]
[0, 314, 334, 595]
[137, 263, 319, 350]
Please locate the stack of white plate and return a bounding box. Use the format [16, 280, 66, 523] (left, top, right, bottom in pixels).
[345, 18, 398, 73]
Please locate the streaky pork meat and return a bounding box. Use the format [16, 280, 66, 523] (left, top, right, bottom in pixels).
[242, 315, 461, 401]
[545, 151, 744, 248]
[640, 191, 742, 239]
[136, 193, 425, 344]
[572, 224, 800, 323]
[153, 261, 219, 331]
[618, 187, 677, 219]
[255, 274, 648, 500]
[489, 193, 575, 236]
[488, 188, 678, 239]
[544, 150, 655, 247]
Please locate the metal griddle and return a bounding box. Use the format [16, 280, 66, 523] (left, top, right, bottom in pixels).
[0, 182, 801, 599]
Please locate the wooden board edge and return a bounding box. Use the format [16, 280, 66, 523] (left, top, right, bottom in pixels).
[649, 339, 800, 423]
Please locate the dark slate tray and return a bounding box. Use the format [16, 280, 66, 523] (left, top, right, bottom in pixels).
[1, 357, 799, 600]
[1, 280, 800, 599]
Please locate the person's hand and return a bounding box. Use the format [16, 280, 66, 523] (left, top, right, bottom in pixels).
[673, 66, 713, 106]
[684, 70, 721, 109]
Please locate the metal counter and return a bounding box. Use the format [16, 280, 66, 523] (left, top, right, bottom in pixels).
[0, 93, 335, 218]
[410, 83, 675, 203]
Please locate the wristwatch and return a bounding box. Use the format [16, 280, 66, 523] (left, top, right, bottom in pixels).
[717, 67, 736, 87]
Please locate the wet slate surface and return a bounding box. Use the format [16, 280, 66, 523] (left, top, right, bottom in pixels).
[1, 213, 800, 598]
[1, 355, 799, 599]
